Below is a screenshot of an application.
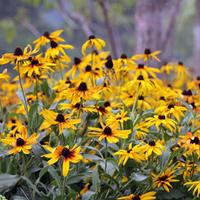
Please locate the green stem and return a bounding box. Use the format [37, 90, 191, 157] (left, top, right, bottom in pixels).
[105, 139, 108, 172]
[17, 62, 29, 117]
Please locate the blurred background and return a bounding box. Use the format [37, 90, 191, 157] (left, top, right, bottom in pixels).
[0, 0, 199, 74]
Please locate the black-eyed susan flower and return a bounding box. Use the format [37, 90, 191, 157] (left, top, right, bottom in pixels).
[20, 55, 55, 78]
[42, 144, 82, 176]
[88, 122, 131, 143]
[40, 109, 81, 133]
[152, 168, 179, 192]
[145, 114, 176, 132]
[114, 143, 145, 165]
[141, 140, 165, 159]
[184, 180, 200, 197]
[33, 30, 65, 49]
[117, 191, 156, 200]
[0, 45, 38, 66]
[45, 41, 74, 58]
[1, 127, 38, 155]
[82, 35, 106, 55]
[132, 49, 161, 62]
[155, 103, 186, 121]
[66, 81, 100, 101]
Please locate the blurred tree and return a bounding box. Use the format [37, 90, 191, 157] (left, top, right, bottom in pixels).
[193, 0, 200, 75]
[134, 0, 182, 62]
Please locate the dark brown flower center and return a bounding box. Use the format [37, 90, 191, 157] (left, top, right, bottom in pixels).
[98, 106, 106, 113]
[16, 138, 25, 146]
[56, 114, 65, 122]
[85, 65, 92, 72]
[88, 35, 95, 39]
[61, 147, 73, 158]
[158, 115, 165, 120]
[190, 136, 199, 144]
[120, 54, 127, 59]
[138, 95, 144, 100]
[159, 96, 165, 101]
[138, 64, 144, 69]
[149, 140, 156, 146]
[104, 101, 110, 107]
[197, 76, 200, 81]
[31, 59, 40, 66]
[144, 48, 151, 55]
[74, 57, 81, 65]
[132, 195, 140, 200]
[105, 58, 113, 69]
[43, 31, 50, 38]
[50, 41, 58, 48]
[74, 103, 81, 109]
[78, 82, 88, 91]
[103, 126, 112, 136]
[158, 175, 168, 182]
[178, 61, 183, 65]
[168, 104, 174, 109]
[137, 75, 144, 80]
[14, 47, 23, 56]
[182, 89, 192, 96]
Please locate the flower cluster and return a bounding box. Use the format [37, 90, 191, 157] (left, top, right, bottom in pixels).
[0, 30, 199, 199]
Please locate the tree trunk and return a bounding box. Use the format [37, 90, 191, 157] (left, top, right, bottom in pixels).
[193, 0, 200, 75]
[135, 0, 165, 53]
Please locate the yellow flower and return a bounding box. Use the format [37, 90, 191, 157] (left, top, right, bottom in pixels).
[82, 35, 106, 55]
[33, 30, 65, 49]
[132, 49, 161, 62]
[152, 168, 179, 192]
[0, 45, 38, 66]
[155, 103, 186, 121]
[20, 54, 55, 77]
[1, 127, 38, 155]
[45, 41, 74, 58]
[117, 191, 156, 200]
[65, 81, 100, 101]
[184, 180, 200, 197]
[88, 122, 131, 143]
[0, 69, 9, 81]
[42, 144, 82, 176]
[145, 114, 176, 132]
[114, 143, 145, 165]
[141, 140, 165, 159]
[40, 109, 81, 133]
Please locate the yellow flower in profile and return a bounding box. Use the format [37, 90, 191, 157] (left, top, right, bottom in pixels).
[1, 127, 38, 155]
[82, 35, 106, 55]
[45, 41, 74, 58]
[42, 144, 82, 176]
[88, 122, 131, 143]
[0, 45, 38, 65]
[33, 30, 65, 49]
[0, 69, 9, 81]
[142, 140, 165, 159]
[132, 49, 161, 62]
[161, 62, 174, 75]
[184, 180, 200, 197]
[40, 109, 81, 133]
[117, 191, 156, 200]
[114, 143, 145, 165]
[152, 167, 179, 192]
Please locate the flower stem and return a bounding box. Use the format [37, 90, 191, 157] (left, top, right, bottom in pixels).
[17, 62, 29, 117]
[105, 139, 108, 172]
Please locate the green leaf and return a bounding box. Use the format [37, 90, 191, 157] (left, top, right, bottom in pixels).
[92, 168, 100, 193]
[0, 174, 20, 193]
